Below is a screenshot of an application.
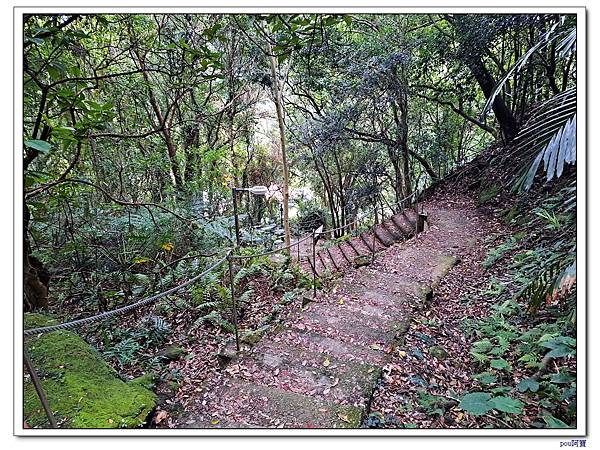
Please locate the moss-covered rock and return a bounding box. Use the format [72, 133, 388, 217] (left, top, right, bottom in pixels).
[353, 255, 371, 268]
[429, 346, 449, 360]
[240, 325, 271, 345]
[24, 313, 157, 428]
[478, 184, 501, 205]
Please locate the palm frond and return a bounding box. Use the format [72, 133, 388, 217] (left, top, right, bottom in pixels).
[513, 88, 577, 191]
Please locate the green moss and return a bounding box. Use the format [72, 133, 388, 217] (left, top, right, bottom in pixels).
[429, 346, 449, 359]
[24, 313, 156, 428]
[335, 404, 363, 428]
[503, 205, 520, 224]
[353, 255, 371, 268]
[24, 313, 58, 329]
[240, 325, 271, 345]
[478, 184, 501, 205]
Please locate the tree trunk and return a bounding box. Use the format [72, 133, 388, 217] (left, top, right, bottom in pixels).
[466, 57, 519, 141]
[23, 203, 49, 311]
[268, 48, 291, 252]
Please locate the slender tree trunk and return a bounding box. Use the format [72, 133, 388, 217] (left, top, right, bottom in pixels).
[268, 48, 291, 252]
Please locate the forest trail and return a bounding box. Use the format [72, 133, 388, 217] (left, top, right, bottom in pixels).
[177, 198, 492, 428]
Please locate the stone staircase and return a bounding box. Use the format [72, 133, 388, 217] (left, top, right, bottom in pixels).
[177, 206, 465, 429]
[304, 208, 422, 277]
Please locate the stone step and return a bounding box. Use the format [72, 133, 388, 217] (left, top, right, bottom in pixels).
[373, 224, 396, 247]
[271, 328, 389, 367]
[308, 296, 408, 330]
[324, 245, 345, 271]
[381, 219, 404, 241]
[391, 212, 415, 235]
[301, 300, 406, 335]
[344, 239, 362, 257]
[359, 231, 387, 253]
[289, 306, 396, 347]
[187, 378, 363, 428]
[336, 242, 353, 264]
[238, 341, 380, 408]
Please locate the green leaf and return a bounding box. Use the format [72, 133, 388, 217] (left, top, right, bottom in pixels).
[459, 392, 493, 416]
[490, 396, 524, 414]
[473, 372, 497, 385]
[517, 378, 540, 393]
[543, 415, 570, 428]
[24, 139, 52, 153]
[549, 372, 575, 384]
[490, 358, 510, 370]
[470, 351, 488, 363]
[472, 339, 493, 353]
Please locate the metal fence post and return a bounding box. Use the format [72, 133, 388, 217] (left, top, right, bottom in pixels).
[312, 230, 317, 299]
[227, 255, 240, 351]
[371, 203, 376, 264]
[23, 347, 57, 428]
[414, 191, 419, 237]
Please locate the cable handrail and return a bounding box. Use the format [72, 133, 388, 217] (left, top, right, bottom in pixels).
[319, 190, 418, 236]
[23, 250, 233, 336]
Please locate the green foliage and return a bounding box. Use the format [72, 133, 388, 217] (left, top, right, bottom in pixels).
[416, 391, 448, 417]
[489, 396, 524, 414]
[543, 415, 570, 428]
[490, 358, 510, 371]
[194, 310, 235, 333]
[483, 236, 518, 269]
[517, 378, 540, 393]
[101, 315, 171, 369]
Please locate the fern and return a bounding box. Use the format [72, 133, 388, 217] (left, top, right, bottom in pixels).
[195, 301, 219, 311]
[234, 263, 267, 285]
[194, 310, 234, 332]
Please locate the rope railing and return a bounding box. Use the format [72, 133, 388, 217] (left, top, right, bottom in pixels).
[23, 250, 232, 336]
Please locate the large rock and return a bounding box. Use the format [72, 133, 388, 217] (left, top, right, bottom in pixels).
[24, 314, 157, 428]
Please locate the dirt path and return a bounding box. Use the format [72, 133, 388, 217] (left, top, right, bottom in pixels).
[175, 197, 495, 428]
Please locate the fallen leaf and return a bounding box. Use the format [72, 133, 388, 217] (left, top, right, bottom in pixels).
[155, 410, 169, 424]
[337, 413, 350, 423]
[211, 418, 220, 425]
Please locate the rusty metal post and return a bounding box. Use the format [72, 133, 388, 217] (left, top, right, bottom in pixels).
[415, 189, 419, 239]
[371, 202, 377, 264]
[417, 213, 426, 233]
[227, 255, 240, 351]
[232, 188, 241, 247]
[312, 230, 317, 298]
[23, 347, 57, 428]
